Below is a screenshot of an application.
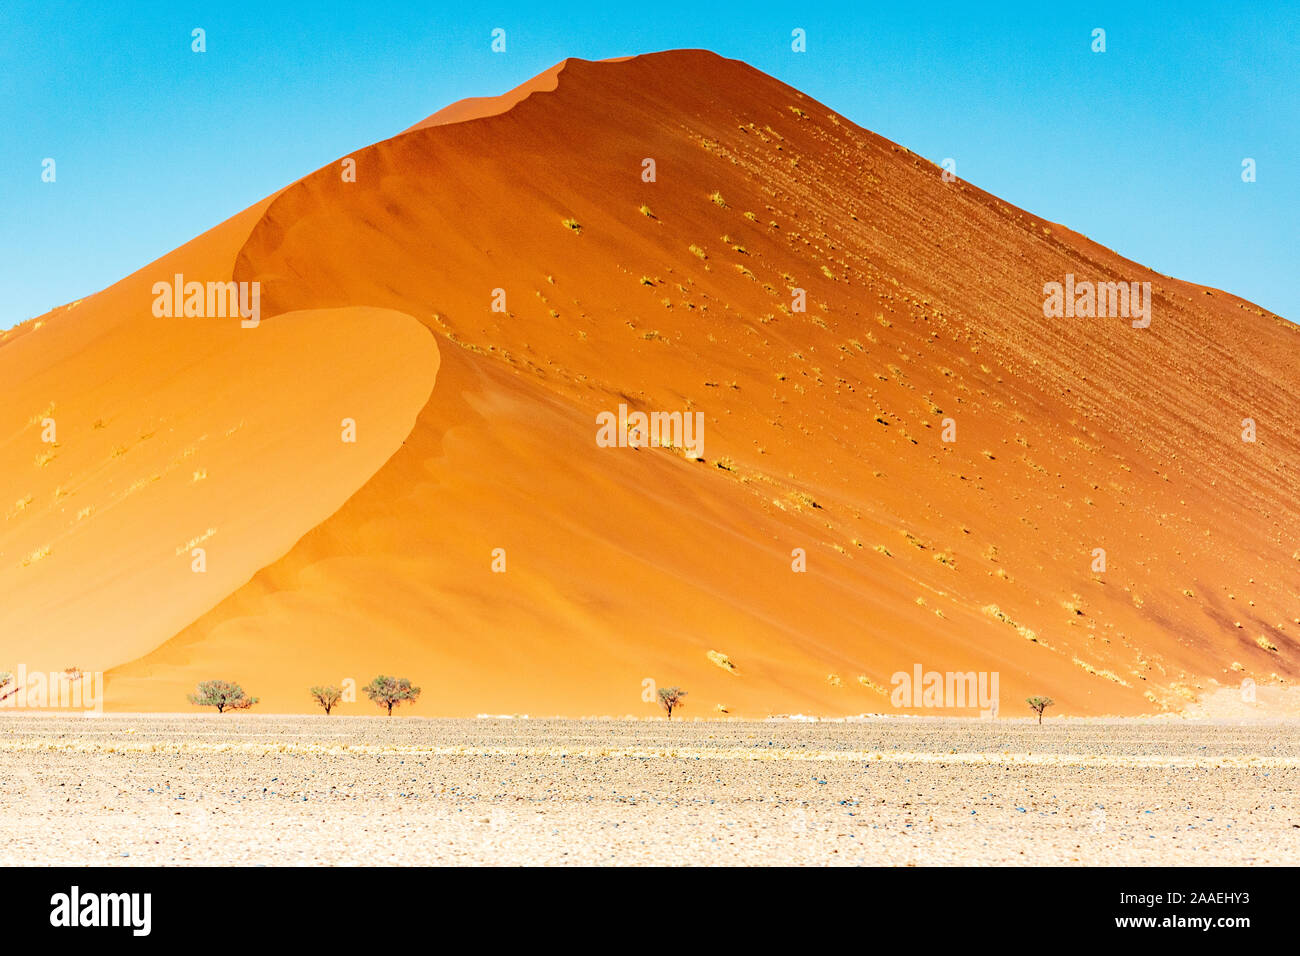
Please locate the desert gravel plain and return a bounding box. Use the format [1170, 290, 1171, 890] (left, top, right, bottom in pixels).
[2, 714, 1298, 866]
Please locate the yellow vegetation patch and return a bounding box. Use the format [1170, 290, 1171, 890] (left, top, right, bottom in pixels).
[1072, 657, 1131, 687]
[20, 545, 51, 568]
[857, 676, 888, 696]
[982, 604, 1050, 647]
[176, 528, 217, 557]
[707, 650, 737, 674]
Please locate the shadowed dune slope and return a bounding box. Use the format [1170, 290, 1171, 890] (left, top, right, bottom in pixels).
[8, 50, 1298, 716]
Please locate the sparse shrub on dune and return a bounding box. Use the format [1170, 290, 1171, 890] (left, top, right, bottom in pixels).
[363, 675, 421, 716]
[188, 680, 258, 714]
[309, 685, 344, 715]
[857, 675, 888, 696]
[561, 217, 582, 232]
[1071, 657, 1129, 686]
[20, 545, 52, 568]
[787, 491, 820, 511]
[984, 603, 1044, 644]
[707, 650, 737, 673]
[1026, 695, 1054, 724]
[657, 686, 687, 719]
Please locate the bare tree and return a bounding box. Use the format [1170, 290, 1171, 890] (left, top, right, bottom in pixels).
[658, 686, 687, 719]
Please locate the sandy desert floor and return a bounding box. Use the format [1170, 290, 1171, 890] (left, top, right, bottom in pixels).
[2, 714, 1297, 866]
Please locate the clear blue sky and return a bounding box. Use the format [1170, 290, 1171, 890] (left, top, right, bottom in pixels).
[2, 0, 1296, 327]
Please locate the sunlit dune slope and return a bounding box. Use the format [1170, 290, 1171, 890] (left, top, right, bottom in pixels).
[0, 203, 438, 676]
[7, 50, 1297, 716]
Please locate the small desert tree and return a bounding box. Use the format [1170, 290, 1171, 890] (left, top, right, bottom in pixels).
[309, 685, 344, 715]
[363, 675, 420, 716]
[0, 672, 16, 705]
[188, 680, 258, 714]
[658, 686, 687, 719]
[1026, 695, 1054, 724]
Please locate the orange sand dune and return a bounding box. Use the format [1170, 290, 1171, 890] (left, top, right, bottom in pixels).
[4, 50, 1297, 717]
[402, 61, 566, 132]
